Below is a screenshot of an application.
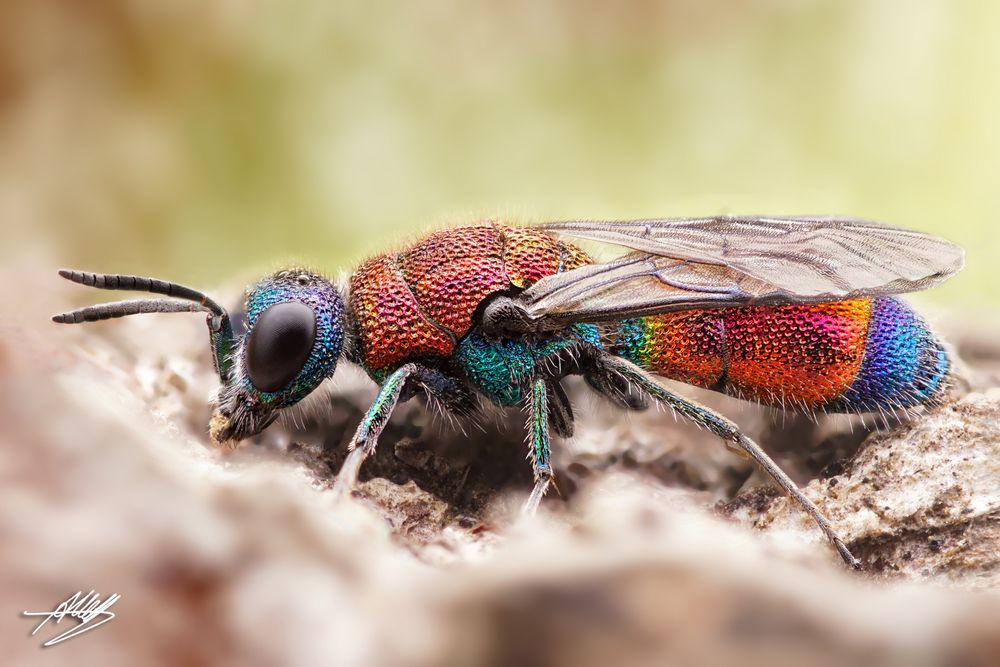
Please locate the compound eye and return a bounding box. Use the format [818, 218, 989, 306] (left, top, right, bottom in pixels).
[246, 301, 316, 392]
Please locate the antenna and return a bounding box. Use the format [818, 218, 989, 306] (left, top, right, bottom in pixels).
[53, 269, 236, 383]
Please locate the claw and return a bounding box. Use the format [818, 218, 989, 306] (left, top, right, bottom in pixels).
[724, 436, 751, 459]
[331, 446, 368, 501]
[522, 476, 552, 515]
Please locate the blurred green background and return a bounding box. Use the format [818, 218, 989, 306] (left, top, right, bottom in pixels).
[2, 1, 997, 306]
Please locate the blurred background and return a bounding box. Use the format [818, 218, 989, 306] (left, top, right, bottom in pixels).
[3, 4, 1000, 664]
[2, 0, 997, 303]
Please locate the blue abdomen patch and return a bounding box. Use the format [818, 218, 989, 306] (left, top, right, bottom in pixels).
[826, 297, 949, 413]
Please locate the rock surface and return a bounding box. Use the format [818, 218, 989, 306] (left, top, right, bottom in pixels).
[3, 274, 999, 666]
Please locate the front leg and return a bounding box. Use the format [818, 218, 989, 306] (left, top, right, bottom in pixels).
[332, 363, 474, 500]
[523, 377, 555, 514]
[332, 363, 417, 499]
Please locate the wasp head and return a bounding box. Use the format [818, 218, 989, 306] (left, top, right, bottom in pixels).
[211, 268, 345, 445]
[52, 266, 348, 447]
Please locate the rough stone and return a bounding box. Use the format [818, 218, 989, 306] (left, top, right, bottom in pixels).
[3, 275, 998, 666]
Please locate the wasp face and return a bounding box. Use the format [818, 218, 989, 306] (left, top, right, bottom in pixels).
[211, 269, 345, 445]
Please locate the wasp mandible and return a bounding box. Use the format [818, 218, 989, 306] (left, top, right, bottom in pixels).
[53, 216, 965, 568]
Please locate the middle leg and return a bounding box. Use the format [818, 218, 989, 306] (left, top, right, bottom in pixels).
[522, 376, 555, 514]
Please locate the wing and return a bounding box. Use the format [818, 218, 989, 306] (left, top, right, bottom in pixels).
[513, 216, 963, 329]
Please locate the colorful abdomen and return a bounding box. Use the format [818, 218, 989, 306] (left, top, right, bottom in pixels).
[615, 297, 949, 413]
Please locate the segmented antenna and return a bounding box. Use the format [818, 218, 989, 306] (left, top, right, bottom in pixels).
[52, 299, 203, 324]
[53, 268, 237, 384]
[55, 269, 227, 318]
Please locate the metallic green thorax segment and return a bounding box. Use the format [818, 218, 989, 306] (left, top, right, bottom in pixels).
[452, 324, 602, 406]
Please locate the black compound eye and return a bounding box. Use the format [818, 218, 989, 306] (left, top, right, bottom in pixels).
[246, 301, 316, 392]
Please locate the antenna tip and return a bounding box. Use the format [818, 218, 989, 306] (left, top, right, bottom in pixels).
[57, 269, 75, 281]
[52, 313, 71, 324]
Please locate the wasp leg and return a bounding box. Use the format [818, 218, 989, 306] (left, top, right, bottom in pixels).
[597, 354, 861, 569]
[332, 363, 474, 500]
[523, 377, 555, 514]
[545, 379, 574, 438]
[584, 360, 650, 411]
[407, 366, 477, 417]
[332, 363, 418, 500]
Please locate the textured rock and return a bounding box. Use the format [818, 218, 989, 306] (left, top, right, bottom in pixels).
[726, 391, 1000, 586]
[3, 275, 998, 666]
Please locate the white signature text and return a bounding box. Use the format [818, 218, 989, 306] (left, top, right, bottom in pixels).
[23, 590, 121, 647]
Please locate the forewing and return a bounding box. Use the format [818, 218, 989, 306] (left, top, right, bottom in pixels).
[518, 216, 963, 328]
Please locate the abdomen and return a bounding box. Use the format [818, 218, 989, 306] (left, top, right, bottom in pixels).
[614, 297, 949, 413]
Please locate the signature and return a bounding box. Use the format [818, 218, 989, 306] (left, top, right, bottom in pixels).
[23, 590, 121, 647]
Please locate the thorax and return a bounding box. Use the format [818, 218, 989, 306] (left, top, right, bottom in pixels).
[452, 325, 603, 406]
[346, 223, 590, 381]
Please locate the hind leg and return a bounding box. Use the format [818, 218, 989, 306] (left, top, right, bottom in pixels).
[596, 354, 860, 569]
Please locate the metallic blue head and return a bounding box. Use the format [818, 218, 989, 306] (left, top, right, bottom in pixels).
[212, 268, 345, 444]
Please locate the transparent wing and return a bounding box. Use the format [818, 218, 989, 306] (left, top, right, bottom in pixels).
[516, 216, 963, 327]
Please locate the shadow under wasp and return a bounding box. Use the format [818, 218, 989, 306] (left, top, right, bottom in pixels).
[53, 216, 965, 568]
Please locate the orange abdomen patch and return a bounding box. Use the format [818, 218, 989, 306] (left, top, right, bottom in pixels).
[621, 310, 726, 387]
[723, 300, 872, 407]
[617, 299, 874, 409]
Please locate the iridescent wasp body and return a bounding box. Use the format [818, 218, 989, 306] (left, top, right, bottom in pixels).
[54, 217, 964, 567]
